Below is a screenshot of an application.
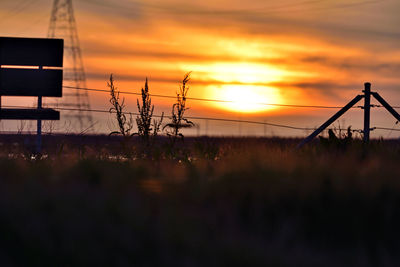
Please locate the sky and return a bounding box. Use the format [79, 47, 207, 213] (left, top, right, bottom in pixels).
[1, 0, 400, 137]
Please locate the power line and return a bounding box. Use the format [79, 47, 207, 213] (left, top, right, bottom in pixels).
[55, 107, 315, 131]
[65, 85, 400, 109]
[0, 105, 318, 131]
[18, 14, 49, 33]
[4, 105, 400, 133]
[0, 0, 38, 24]
[49, 107, 400, 133]
[63, 85, 355, 109]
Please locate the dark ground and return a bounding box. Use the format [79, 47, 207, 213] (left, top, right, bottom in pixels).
[0, 134, 400, 266]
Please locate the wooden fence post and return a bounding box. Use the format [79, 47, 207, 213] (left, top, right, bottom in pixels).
[363, 82, 371, 144]
[297, 82, 400, 148]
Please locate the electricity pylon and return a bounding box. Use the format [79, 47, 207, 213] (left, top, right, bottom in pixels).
[47, 0, 93, 132]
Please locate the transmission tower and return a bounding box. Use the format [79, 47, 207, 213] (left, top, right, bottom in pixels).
[47, 0, 93, 132]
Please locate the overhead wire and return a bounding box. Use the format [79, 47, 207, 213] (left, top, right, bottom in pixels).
[0, 0, 38, 24]
[63, 85, 355, 109]
[64, 85, 400, 109]
[0, 105, 322, 131]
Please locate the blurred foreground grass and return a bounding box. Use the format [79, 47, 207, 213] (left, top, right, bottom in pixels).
[1, 136, 400, 266]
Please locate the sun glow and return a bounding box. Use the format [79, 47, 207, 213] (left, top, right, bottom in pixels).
[181, 62, 288, 113]
[210, 85, 281, 113]
[189, 63, 286, 113]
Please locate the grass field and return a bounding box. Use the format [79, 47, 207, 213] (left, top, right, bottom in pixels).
[1, 134, 400, 266]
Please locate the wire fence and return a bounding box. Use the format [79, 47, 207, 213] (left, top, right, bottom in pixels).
[3, 103, 400, 134]
[2, 105, 316, 131]
[2, 85, 400, 135]
[64, 85, 400, 133]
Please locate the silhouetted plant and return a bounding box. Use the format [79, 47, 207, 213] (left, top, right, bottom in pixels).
[163, 72, 194, 145]
[135, 78, 164, 146]
[319, 125, 354, 149]
[108, 74, 134, 136]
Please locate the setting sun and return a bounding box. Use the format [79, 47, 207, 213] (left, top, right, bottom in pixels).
[206, 63, 285, 113]
[210, 85, 281, 113]
[183, 62, 288, 113]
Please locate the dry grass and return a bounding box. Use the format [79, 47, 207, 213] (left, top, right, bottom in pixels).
[0, 136, 400, 266]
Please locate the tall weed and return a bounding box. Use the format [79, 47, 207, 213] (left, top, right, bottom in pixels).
[163, 72, 194, 146]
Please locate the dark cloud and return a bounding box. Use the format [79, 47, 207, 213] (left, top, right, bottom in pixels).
[87, 0, 400, 48]
[298, 56, 400, 77]
[71, 0, 400, 59]
[82, 39, 288, 64]
[85, 71, 365, 90]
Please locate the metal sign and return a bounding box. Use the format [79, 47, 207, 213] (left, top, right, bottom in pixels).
[0, 37, 63, 97]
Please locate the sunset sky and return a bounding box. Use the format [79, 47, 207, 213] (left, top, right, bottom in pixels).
[1, 0, 400, 137]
